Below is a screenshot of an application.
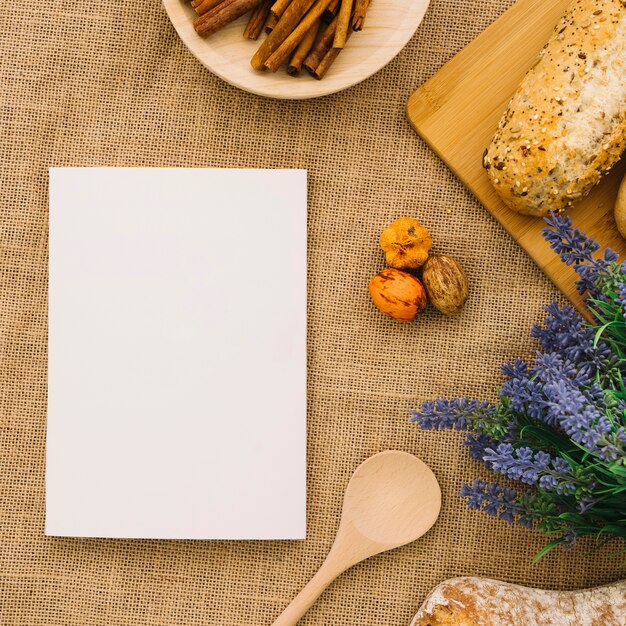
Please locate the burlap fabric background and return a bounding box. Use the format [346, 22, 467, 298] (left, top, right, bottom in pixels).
[1, 0, 625, 624]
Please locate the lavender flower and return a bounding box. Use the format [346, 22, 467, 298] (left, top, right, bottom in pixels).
[500, 359, 546, 420]
[464, 433, 496, 461]
[495, 330, 625, 463]
[562, 529, 578, 546]
[410, 399, 497, 431]
[542, 213, 619, 298]
[530, 302, 619, 379]
[481, 444, 578, 494]
[542, 213, 600, 266]
[460, 480, 520, 521]
[459, 480, 541, 527]
[412, 216, 626, 558]
[540, 375, 626, 462]
[576, 496, 596, 515]
[616, 282, 626, 312]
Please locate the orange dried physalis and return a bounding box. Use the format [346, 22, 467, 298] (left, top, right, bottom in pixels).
[368, 268, 427, 322]
[379, 217, 432, 269]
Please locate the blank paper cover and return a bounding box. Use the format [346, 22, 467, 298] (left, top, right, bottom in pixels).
[47, 168, 307, 539]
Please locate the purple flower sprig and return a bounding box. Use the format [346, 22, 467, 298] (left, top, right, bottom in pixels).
[530, 303, 621, 381]
[412, 215, 626, 558]
[482, 444, 583, 494]
[459, 479, 558, 531]
[410, 399, 511, 439]
[542, 213, 621, 298]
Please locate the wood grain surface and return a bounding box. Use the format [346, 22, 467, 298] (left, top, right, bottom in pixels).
[407, 0, 626, 315]
[163, 0, 431, 99]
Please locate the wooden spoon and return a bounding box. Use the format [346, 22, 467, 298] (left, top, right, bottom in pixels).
[272, 450, 442, 626]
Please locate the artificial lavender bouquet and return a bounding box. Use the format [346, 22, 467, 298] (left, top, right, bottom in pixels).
[411, 213, 626, 558]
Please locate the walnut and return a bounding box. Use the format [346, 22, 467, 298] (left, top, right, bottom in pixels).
[421, 255, 469, 315]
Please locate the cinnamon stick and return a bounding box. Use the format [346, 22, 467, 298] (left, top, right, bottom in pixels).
[194, 0, 226, 15]
[351, 0, 370, 30]
[243, 0, 272, 39]
[250, 0, 317, 70]
[194, 0, 265, 36]
[287, 18, 321, 75]
[309, 44, 341, 79]
[194, 0, 238, 28]
[264, 12, 278, 32]
[323, 0, 339, 21]
[304, 15, 351, 79]
[269, 0, 293, 18]
[302, 16, 337, 73]
[264, 0, 332, 72]
[333, 0, 353, 48]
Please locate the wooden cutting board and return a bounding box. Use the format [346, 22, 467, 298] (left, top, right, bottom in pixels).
[407, 0, 626, 315]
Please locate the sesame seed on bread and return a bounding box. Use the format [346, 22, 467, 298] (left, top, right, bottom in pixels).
[484, 0, 626, 217]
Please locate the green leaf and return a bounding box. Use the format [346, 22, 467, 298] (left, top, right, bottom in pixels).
[532, 538, 566, 564]
[598, 525, 626, 540]
[606, 464, 626, 478]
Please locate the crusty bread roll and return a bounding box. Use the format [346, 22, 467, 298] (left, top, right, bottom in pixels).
[483, 0, 626, 216]
[411, 576, 626, 626]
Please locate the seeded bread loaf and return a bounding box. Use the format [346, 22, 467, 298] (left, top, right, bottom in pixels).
[411, 576, 626, 626]
[483, 0, 626, 216]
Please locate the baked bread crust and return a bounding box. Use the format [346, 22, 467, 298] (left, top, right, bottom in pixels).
[410, 576, 626, 626]
[484, 0, 626, 216]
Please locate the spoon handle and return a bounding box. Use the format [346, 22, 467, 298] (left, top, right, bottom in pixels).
[271, 554, 346, 626]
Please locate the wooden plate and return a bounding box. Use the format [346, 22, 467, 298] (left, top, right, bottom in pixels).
[163, 0, 431, 99]
[407, 0, 626, 316]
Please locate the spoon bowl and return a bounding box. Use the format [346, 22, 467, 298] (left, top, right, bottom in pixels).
[272, 451, 441, 625]
[343, 450, 442, 548]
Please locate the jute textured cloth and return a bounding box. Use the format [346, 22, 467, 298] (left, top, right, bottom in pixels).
[1, 0, 625, 624]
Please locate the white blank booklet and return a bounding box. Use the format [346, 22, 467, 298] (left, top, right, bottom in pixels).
[47, 168, 307, 539]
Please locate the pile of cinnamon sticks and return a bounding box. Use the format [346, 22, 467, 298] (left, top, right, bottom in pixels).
[191, 0, 371, 79]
